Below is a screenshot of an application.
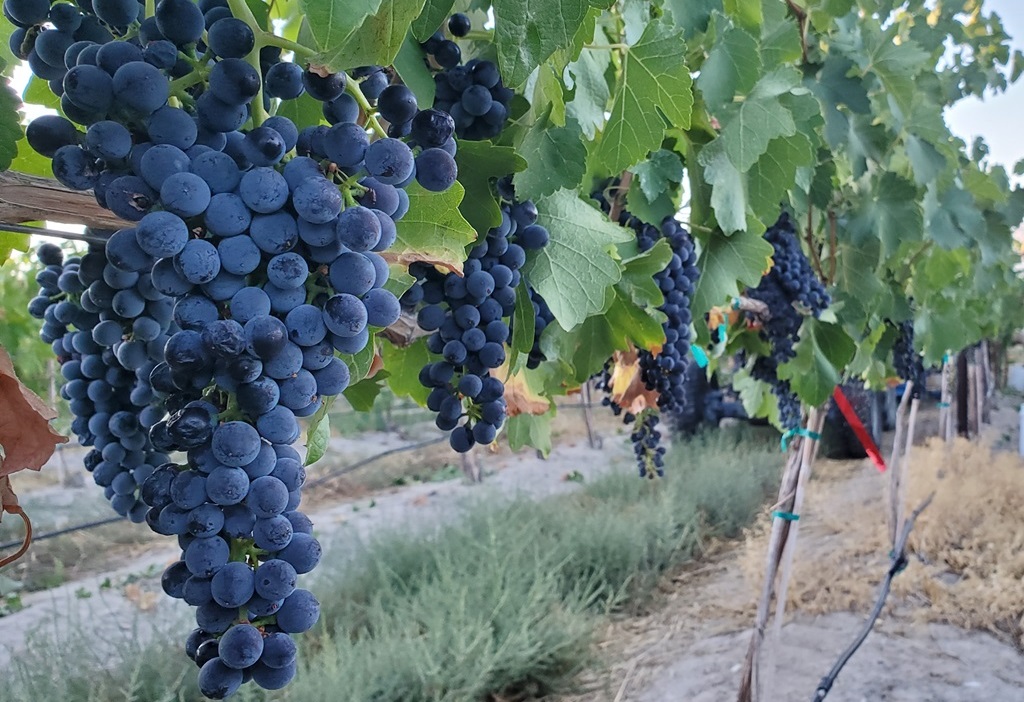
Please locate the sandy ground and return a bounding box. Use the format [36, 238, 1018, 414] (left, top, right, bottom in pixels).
[561, 398, 1024, 702]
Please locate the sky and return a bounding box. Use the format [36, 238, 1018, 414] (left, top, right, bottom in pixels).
[945, 0, 1024, 172]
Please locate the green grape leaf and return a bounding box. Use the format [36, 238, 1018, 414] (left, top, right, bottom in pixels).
[916, 305, 977, 365]
[273, 92, 324, 128]
[617, 238, 672, 308]
[514, 115, 586, 201]
[630, 148, 684, 203]
[304, 395, 336, 466]
[777, 319, 855, 406]
[718, 69, 800, 172]
[381, 339, 431, 405]
[732, 367, 777, 425]
[506, 409, 553, 456]
[904, 134, 946, 186]
[339, 335, 376, 384]
[454, 141, 527, 234]
[541, 286, 664, 384]
[696, 25, 760, 110]
[344, 374, 388, 411]
[509, 281, 536, 371]
[759, 0, 801, 68]
[861, 30, 929, 113]
[393, 181, 477, 273]
[300, 0, 382, 53]
[310, 0, 425, 71]
[9, 136, 52, 177]
[595, 20, 693, 174]
[565, 27, 611, 139]
[394, 33, 436, 105]
[0, 79, 20, 172]
[660, 0, 722, 38]
[523, 189, 634, 330]
[411, 0, 455, 40]
[747, 133, 814, 215]
[383, 265, 416, 300]
[493, 0, 590, 87]
[531, 64, 566, 127]
[698, 138, 748, 234]
[692, 228, 774, 317]
[624, 174, 678, 224]
[22, 76, 59, 110]
[724, 0, 762, 29]
[848, 173, 922, 256]
[0, 229, 30, 267]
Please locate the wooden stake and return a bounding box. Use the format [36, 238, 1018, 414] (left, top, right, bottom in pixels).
[938, 360, 952, 443]
[886, 382, 913, 546]
[737, 409, 823, 702]
[893, 397, 919, 545]
[581, 380, 600, 449]
[967, 363, 979, 437]
[762, 409, 825, 698]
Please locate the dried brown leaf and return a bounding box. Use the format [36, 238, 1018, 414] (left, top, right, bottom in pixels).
[0, 346, 68, 479]
[608, 349, 660, 415]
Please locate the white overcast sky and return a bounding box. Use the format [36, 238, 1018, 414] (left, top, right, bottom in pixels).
[945, 0, 1024, 173]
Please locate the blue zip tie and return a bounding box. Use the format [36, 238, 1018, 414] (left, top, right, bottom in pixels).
[691, 346, 709, 368]
[937, 402, 950, 408]
[732, 297, 741, 310]
[718, 323, 727, 344]
[780, 427, 822, 452]
[772, 510, 800, 521]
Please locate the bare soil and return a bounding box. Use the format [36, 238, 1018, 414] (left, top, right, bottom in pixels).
[560, 398, 1024, 702]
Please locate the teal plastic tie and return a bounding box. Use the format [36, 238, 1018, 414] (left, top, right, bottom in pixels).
[780, 427, 822, 452]
[718, 323, 728, 344]
[943, 353, 951, 363]
[691, 346, 709, 368]
[937, 402, 950, 408]
[731, 297, 741, 310]
[772, 510, 800, 521]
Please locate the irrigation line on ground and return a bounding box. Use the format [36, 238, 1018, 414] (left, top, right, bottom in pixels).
[811, 492, 935, 701]
[0, 436, 449, 551]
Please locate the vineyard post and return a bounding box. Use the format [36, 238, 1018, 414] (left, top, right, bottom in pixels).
[979, 342, 991, 425]
[967, 359, 979, 436]
[894, 396, 920, 546]
[737, 410, 823, 702]
[581, 380, 599, 450]
[762, 408, 825, 699]
[886, 381, 914, 546]
[957, 352, 970, 436]
[938, 359, 952, 443]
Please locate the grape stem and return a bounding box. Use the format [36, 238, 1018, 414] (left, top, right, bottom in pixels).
[225, 0, 269, 125]
[145, 0, 154, 19]
[463, 29, 493, 41]
[345, 79, 388, 139]
[258, 32, 316, 59]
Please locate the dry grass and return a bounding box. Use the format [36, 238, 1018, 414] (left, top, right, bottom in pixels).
[740, 432, 1024, 648]
[897, 437, 1024, 646]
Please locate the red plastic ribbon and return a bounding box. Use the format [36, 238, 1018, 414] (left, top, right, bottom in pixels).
[832, 386, 887, 472]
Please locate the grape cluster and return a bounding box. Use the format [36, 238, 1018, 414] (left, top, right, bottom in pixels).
[14, 0, 463, 695]
[745, 212, 830, 429]
[402, 193, 548, 451]
[590, 188, 701, 476]
[525, 287, 553, 369]
[28, 237, 173, 520]
[635, 219, 700, 419]
[892, 320, 924, 396]
[421, 15, 513, 141]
